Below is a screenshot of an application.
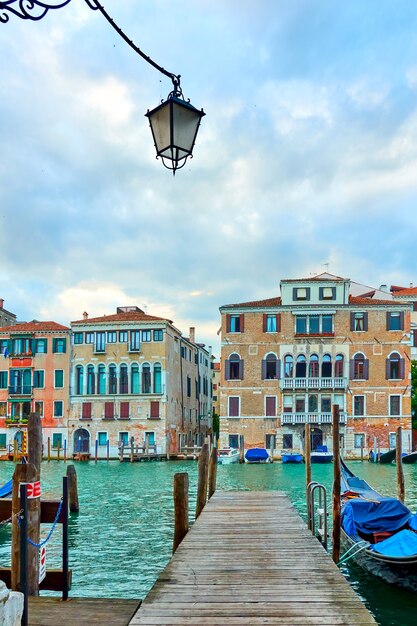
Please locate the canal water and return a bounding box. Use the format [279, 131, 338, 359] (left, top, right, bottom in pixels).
[1, 460, 417, 625]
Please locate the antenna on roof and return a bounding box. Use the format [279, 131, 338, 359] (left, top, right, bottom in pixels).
[324, 263, 329, 272]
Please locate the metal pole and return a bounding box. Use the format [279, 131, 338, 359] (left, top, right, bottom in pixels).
[332, 405, 341, 564]
[62, 476, 69, 600]
[19, 484, 28, 626]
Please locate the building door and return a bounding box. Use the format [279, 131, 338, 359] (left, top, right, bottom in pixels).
[74, 428, 90, 453]
[311, 428, 323, 451]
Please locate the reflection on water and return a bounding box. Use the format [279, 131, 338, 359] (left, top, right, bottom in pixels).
[0, 460, 417, 624]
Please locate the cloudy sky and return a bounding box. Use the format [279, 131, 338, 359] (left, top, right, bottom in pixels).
[1, 0, 417, 355]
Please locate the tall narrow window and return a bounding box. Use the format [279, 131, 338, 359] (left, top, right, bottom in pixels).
[265, 396, 276, 416]
[354, 396, 365, 416]
[153, 364, 162, 393]
[284, 355, 293, 378]
[386, 353, 404, 380]
[97, 364, 106, 394]
[131, 365, 140, 394]
[295, 355, 306, 378]
[95, 332, 106, 353]
[87, 365, 95, 395]
[262, 354, 279, 380]
[54, 370, 64, 388]
[130, 331, 141, 351]
[142, 365, 151, 393]
[308, 394, 318, 413]
[309, 354, 319, 378]
[351, 353, 369, 380]
[228, 397, 240, 417]
[76, 365, 84, 395]
[321, 354, 332, 378]
[109, 365, 117, 394]
[119, 364, 129, 394]
[225, 353, 243, 380]
[335, 354, 344, 378]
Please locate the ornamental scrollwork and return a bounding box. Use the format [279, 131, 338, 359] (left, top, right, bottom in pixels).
[0, 1, 97, 23]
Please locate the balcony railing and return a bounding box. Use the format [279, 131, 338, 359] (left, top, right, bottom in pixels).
[280, 377, 347, 390]
[8, 385, 33, 396]
[281, 412, 347, 425]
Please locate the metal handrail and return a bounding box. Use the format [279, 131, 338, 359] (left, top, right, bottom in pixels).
[307, 481, 328, 551]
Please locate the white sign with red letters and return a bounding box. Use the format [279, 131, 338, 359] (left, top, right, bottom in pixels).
[22, 481, 41, 499]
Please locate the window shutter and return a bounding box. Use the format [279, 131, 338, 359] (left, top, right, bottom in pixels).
[277, 314, 281, 332]
[261, 360, 267, 380]
[399, 358, 405, 379]
[150, 401, 159, 418]
[30, 339, 36, 355]
[363, 312, 368, 331]
[105, 402, 114, 419]
[306, 287, 311, 301]
[266, 397, 276, 416]
[276, 359, 281, 380]
[350, 313, 355, 331]
[363, 359, 369, 380]
[238, 359, 244, 380]
[226, 314, 231, 332]
[240, 314, 244, 332]
[292, 288, 298, 300]
[225, 359, 231, 380]
[120, 402, 129, 418]
[349, 360, 355, 379]
[385, 359, 390, 380]
[319, 287, 324, 301]
[386, 312, 390, 330]
[82, 402, 91, 419]
[332, 287, 336, 299]
[400, 311, 404, 330]
[263, 314, 267, 332]
[52, 338, 57, 353]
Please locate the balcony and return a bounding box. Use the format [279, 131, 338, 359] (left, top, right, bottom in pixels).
[280, 377, 347, 390]
[5, 418, 29, 427]
[281, 412, 347, 425]
[8, 385, 33, 396]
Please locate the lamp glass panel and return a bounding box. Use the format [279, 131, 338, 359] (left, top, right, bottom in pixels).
[148, 103, 171, 153]
[172, 101, 202, 153]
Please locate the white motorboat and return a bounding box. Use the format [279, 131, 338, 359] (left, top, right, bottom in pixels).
[217, 447, 240, 464]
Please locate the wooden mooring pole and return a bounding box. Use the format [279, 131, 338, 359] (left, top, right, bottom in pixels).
[173, 472, 189, 554]
[66, 464, 79, 513]
[47, 437, 51, 463]
[130, 436, 134, 463]
[332, 405, 341, 565]
[208, 446, 218, 499]
[239, 435, 244, 464]
[11, 463, 37, 592]
[396, 426, 405, 503]
[195, 443, 209, 519]
[305, 423, 311, 492]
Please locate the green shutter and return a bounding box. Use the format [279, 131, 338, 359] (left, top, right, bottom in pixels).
[55, 370, 64, 388]
[52, 338, 57, 353]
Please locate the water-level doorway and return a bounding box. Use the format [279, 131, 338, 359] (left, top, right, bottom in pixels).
[74, 428, 90, 454]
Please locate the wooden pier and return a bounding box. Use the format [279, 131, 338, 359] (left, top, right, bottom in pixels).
[130, 491, 377, 625]
[28, 597, 140, 626]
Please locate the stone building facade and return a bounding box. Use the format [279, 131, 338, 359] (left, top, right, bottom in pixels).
[219, 274, 412, 458]
[0, 299, 16, 329]
[0, 321, 70, 456]
[68, 307, 212, 457]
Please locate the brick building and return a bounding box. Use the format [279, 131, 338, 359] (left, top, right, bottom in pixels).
[0, 321, 70, 456]
[219, 273, 412, 458]
[0, 299, 16, 328]
[68, 307, 212, 458]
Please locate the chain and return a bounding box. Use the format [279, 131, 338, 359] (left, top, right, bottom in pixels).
[18, 498, 63, 549]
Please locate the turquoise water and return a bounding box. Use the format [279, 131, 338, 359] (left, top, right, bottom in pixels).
[1, 460, 417, 624]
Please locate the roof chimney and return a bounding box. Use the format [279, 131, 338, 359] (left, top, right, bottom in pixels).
[379, 284, 388, 293]
[0, 299, 3, 309]
[410, 283, 414, 289]
[83, 311, 89, 320]
[189, 327, 195, 343]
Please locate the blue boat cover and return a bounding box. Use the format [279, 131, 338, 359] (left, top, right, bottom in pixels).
[370, 529, 417, 557]
[245, 448, 269, 462]
[0, 479, 12, 498]
[316, 445, 328, 453]
[342, 498, 413, 536]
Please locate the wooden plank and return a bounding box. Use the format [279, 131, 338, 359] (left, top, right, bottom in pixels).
[130, 491, 376, 625]
[28, 597, 140, 626]
[0, 499, 64, 524]
[0, 567, 72, 592]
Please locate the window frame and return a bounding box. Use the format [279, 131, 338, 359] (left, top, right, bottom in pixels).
[53, 400, 64, 418]
[353, 395, 365, 417]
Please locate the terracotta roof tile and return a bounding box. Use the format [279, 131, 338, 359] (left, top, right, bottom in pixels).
[71, 311, 172, 325]
[349, 296, 405, 306]
[392, 288, 417, 296]
[0, 321, 69, 333]
[221, 297, 281, 309]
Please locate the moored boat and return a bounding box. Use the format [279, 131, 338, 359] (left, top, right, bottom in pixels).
[402, 451, 417, 464]
[310, 445, 333, 464]
[340, 459, 417, 592]
[281, 450, 303, 464]
[217, 447, 240, 465]
[244, 448, 271, 464]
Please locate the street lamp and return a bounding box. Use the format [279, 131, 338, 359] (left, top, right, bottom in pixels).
[0, 0, 205, 174]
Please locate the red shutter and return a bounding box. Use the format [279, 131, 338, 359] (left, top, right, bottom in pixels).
[350, 313, 355, 331]
[150, 401, 160, 419]
[363, 312, 368, 331]
[385, 359, 391, 380]
[263, 314, 267, 332]
[349, 360, 355, 380]
[82, 402, 91, 419]
[276, 359, 281, 380]
[363, 359, 369, 380]
[240, 314, 244, 332]
[265, 397, 276, 417]
[276, 314, 281, 332]
[400, 311, 405, 330]
[399, 358, 405, 379]
[226, 314, 231, 332]
[225, 359, 231, 380]
[229, 397, 239, 416]
[120, 401, 129, 419]
[105, 402, 114, 419]
[238, 359, 244, 380]
[261, 360, 267, 380]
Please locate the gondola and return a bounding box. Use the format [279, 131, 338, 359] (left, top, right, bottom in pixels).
[402, 451, 417, 464]
[340, 459, 417, 592]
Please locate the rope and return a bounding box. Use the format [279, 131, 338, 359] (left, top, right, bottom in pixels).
[0, 509, 23, 529]
[19, 498, 63, 549]
[338, 540, 369, 566]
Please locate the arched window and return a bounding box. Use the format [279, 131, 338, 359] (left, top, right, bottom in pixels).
[262, 353, 279, 380]
[321, 354, 332, 378]
[295, 355, 306, 378]
[97, 364, 106, 394]
[386, 352, 404, 380]
[120, 364, 128, 394]
[284, 354, 293, 378]
[225, 353, 243, 381]
[351, 353, 368, 380]
[86, 365, 95, 395]
[108, 365, 117, 394]
[154, 364, 162, 393]
[75, 365, 83, 395]
[142, 364, 151, 393]
[309, 354, 319, 378]
[131, 364, 140, 394]
[335, 354, 344, 378]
